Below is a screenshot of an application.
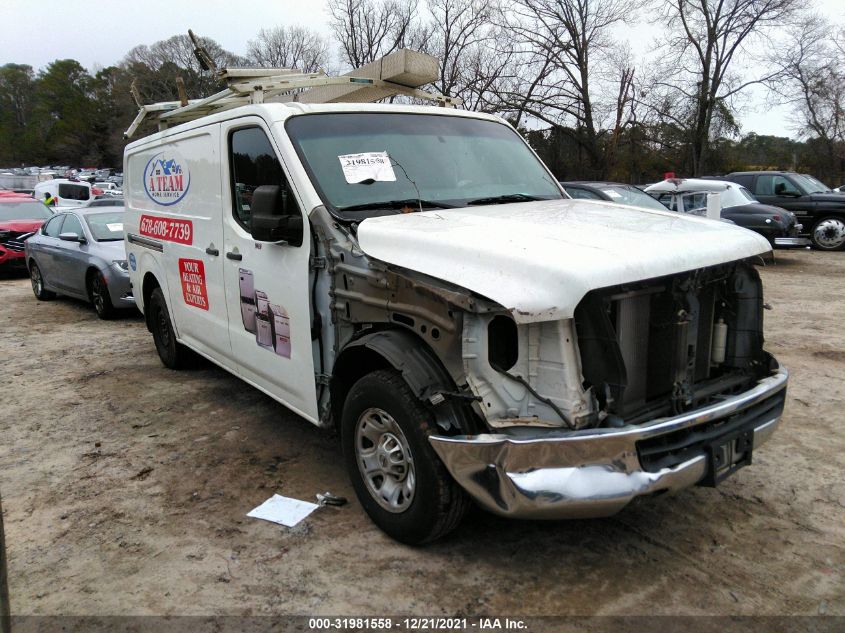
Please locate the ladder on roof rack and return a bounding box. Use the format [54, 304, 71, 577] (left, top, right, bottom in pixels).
[123, 58, 461, 138]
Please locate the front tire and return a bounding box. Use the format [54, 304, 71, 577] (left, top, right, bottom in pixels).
[341, 369, 469, 544]
[29, 261, 55, 300]
[89, 271, 115, 320]
[148, 287, 192, 369]
[811, 216, 845, 251]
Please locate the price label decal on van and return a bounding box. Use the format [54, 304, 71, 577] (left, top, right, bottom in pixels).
[139, 215, 193, 244]
[178, 258, 209, 311]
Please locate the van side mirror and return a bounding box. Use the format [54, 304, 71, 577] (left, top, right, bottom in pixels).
[250, 185, 304, 246]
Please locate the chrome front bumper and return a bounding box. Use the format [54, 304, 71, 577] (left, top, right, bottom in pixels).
[774, 236, 811, 247]
[429, 367, 788, 519]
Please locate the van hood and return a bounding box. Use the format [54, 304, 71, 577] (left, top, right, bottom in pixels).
[356, 199, 771, 323]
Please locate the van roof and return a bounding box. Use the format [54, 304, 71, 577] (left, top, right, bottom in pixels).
[125, 102, 504, 151]
[34, 178, 92, 190]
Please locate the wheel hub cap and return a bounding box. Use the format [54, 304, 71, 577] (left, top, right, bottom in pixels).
[355, 408, 415, 513]
[815, 219, 845, 249]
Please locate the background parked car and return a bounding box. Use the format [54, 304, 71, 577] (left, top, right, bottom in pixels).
[25, 208, 133, 319]
[645, 178, 808, 248]
[87, 197, 124, 208]
[560, 181, 671, 212]
[0, 193, 53, 270]
[93, 182, 122, 195]
[724, 171, 845, 250]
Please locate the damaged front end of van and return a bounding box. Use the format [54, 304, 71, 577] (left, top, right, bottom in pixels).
[340, 200, 788, 520]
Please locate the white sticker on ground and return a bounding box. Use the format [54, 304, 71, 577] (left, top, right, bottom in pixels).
[246, 493, 318, 527]
[338, 151, 396, 184]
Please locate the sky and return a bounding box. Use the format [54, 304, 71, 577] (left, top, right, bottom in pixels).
[2, 0, 844, 139]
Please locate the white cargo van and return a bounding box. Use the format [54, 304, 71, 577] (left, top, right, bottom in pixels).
[124, 78, 788, 544]
[34, 178, 93, 208]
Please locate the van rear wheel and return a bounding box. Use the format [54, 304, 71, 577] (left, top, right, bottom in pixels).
[148, 287, 192, 369]
[341, 369, 469, 544]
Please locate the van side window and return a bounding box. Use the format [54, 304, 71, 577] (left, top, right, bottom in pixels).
[229, 127, 287, 230]
[43, 214, 65, 237]
[58, 183, 90, 201]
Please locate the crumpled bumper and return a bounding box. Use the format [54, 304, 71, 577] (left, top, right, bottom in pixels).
[429, 366, 788, 519]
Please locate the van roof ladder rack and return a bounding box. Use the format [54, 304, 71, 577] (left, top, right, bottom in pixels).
[124, 40, 459, 139]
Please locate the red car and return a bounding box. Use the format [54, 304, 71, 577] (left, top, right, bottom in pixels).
[0, 193, 53, 269]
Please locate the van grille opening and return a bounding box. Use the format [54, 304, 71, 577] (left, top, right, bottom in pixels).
[574, 262, 768, 425]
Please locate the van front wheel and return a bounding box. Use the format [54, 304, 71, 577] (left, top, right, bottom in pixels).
[148, 287, 192, 369]
[341, 369, 469, 544]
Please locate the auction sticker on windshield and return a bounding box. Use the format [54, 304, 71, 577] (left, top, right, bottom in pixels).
[178, 258, 208, 311]
[338, 151, 396, 184]
[139, 214, 193, 245]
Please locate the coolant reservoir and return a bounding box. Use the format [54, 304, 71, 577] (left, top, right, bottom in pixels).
[712, 318, 728, 365]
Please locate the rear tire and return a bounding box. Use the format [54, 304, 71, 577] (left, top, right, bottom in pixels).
[341, 369, 469, 544]
[89, 271, 115, 320]
[148, 287, 192, 369]
[29, 261, 55, 300]
[811, 216, 845, 251]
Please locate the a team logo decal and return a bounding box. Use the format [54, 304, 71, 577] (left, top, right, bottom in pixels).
[143, 152, 191, 206]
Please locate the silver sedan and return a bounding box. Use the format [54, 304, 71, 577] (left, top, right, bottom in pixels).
[24, 208, 134, 319]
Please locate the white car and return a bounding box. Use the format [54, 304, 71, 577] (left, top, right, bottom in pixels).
[94, 182, 123, 196]
[645, 178, 810, 247]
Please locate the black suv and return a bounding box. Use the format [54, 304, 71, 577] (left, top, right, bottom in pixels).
[725, 171, 845, 250]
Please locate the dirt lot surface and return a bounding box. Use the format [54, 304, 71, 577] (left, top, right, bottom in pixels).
[0, 249, 843, 618]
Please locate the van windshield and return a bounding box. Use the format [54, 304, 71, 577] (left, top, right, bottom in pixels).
[285, 113, 563, 219]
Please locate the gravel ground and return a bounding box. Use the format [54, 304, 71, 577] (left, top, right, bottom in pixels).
[0, 249, 843, 617]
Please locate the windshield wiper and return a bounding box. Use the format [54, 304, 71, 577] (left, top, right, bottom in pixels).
[466, 193, 543, 205]
[337, 199, 457, 212]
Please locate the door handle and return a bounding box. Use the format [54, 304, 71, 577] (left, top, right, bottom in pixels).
[226, 251, 242, 261]
[206, 247, 219, 256]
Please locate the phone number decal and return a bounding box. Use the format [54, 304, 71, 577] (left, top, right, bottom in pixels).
[139, 214, 193, 245]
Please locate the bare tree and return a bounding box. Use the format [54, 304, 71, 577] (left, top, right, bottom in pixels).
[328, 0, 420, 69]
[654, 0, 800, 175]
[124, 34, 245, 101]
[425, 0, 495, 99]
[247, 26, 330, 72]
[503, 0, 640, 177]
[771, 13, 845, 178]
[775, 15, 844, 142]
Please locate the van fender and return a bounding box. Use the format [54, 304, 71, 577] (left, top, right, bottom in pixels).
[332, 328, 474, 434]
[134, 250, 173, 330]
